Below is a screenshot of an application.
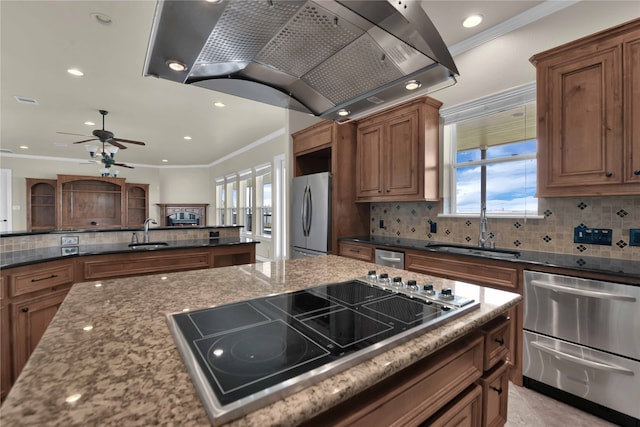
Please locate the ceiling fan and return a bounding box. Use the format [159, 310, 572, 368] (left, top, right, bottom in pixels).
[57, 109, 145, 169]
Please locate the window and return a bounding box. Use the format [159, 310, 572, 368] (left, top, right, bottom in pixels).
[239, 170, 253, 234]
[215, 178, 225, 225]
[442, 85, 538, 216]
[225, 174, 238, 225]
[255, 165, 272, 236]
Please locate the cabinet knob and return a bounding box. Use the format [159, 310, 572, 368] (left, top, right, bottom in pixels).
[605, 172, 613, 177]
[634, 170, 640, 176]
[495, 337, 504, 345]
[490, 386, 503, 395]
[21, 307, 29, 313]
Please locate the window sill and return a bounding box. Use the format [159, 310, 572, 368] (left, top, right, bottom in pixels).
[437, 213, 545, 220]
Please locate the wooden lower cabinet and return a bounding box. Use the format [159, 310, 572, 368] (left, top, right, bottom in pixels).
[480, 361, 510, 427]
[424, 384, 483, 427]
[10, 289, 69, 380]
[302, 334, 484, 427]
[1, 244, 256, 400]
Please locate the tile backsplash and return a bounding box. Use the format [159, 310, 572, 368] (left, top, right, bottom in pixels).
[370, 196, 640, 261]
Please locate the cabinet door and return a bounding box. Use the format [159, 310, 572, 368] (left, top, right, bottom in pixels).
[544, 44, 622, 188]
[1, 304, 11, 400]
[356, 123, 384, 198]
[11, 289, 68, 380]
[385, 111, 419, 196]
[624, 34, 640, 183]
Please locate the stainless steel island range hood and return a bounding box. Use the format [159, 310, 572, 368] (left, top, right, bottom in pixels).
[143, 0, 458, 121]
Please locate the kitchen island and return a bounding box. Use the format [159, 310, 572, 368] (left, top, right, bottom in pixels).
[0, 255, 521, 426]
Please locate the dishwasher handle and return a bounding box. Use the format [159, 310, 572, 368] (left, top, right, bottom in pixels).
[530, 341, 635, 376]
[378, 255, 402, 263]
[529, 280, 637, 303]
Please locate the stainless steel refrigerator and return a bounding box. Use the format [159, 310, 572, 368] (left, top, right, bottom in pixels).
[290, 172, 331, 259]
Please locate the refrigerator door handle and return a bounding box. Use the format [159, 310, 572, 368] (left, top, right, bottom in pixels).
[306, 186, 313, 236]
[301, 185, 309, 237]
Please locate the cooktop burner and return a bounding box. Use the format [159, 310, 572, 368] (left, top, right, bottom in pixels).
[167, 278, 479, 425]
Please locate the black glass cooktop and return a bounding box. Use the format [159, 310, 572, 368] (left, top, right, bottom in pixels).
[167, 279, 478, 425]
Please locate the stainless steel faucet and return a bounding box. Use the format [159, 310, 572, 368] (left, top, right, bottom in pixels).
[478, 205, 488, 248]
[143, 218, 157, 243]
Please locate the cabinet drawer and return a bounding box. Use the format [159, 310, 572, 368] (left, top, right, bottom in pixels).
[338, 242, 374, 263]
[480, 361, 510, 427]
[481, 316, 511, 371]
[10, 262, 74, 297]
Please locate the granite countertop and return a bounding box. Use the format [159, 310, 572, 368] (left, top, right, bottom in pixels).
[0, 237, 258, 269]
[340, 235, 640, 280]
[0, 255, 521, 426]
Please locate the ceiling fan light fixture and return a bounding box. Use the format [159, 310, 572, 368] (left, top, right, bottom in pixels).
[167, 60, 187, 72]
[405, 80, 422, 91]
[86, 145, 98, 157]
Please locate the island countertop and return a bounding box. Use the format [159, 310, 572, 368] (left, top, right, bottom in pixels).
[0, 255, 521, 426]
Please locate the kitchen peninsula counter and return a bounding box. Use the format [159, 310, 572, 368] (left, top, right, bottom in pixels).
[0, 255, 521, 426]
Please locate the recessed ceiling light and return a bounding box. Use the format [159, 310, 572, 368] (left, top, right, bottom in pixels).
[214, 102, 225, 108]
[462, 15, 483, 28]
[205, 0, 223, 3]
[166, 60, 187, 72]
[90, 12, 112, 25]
[19, 145, 29, 150]
[184, 136, 192, 140]
[405, 80, 422, 91]
[67, 68, 84, 77]
[337, 109, 350, 117]
[162, 159, 169, 163]
[84, 121, 95, 126]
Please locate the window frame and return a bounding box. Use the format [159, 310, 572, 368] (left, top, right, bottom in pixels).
[440, 83, 542, 219]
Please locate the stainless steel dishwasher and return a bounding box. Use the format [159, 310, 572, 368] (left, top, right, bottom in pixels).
[523, 270, 640, 426]
[374, 249, 404, 269]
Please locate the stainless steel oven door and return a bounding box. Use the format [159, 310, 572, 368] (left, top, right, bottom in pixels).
[523, 270, 640, 359]
[523, 330, 640, 419]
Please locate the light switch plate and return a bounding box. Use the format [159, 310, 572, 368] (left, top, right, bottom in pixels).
[573, 226, 612, 245]
[630, 229, 640, 247]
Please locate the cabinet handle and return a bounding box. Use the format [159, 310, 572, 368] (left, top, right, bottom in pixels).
[31, 274, 58, 282]
[495, 337, 504, 345]
[490, 386, 503, 395]
[634, 170, 640, 176]
[349, 248, 360, 253]
[21, 307, 29, 313]
[605, 172, 613, 177]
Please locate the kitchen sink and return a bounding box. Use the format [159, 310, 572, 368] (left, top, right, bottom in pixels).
[425, 243, 521, 259]
[128, 242, 169, 250]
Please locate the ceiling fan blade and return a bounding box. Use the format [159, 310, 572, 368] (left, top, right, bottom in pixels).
[112, 137, 146, 146]
[114, 163, 134, 169]
[57, 131, 91, 137]
[107, 140, 127, 150]
[72, 138, 99, 144]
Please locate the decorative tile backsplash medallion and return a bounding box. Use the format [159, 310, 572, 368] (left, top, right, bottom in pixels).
[370, 195, 640, 260]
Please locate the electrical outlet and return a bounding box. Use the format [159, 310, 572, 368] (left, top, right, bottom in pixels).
[573, 226, 612, 245]
[630, 229, 640, 246]
[209, 231, 220, 238]
[429, 221, 437, 233]
[379, 219, 385, 229]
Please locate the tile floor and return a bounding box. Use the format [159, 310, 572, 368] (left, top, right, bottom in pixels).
[506, 384, 617, 426]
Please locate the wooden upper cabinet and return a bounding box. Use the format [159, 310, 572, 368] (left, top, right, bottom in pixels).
[26, 179, 57, 231]
[531, 18, 640, 196]
[355, 96, 441, 202]
[57, 175, 126, 229]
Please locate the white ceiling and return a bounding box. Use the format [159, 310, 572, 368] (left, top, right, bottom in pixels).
[0, 0, 573, 168]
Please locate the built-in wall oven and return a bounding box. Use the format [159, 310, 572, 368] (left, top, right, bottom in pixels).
[523, 270, 640, 426]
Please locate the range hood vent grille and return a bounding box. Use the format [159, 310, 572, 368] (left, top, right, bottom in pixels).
[144, 0, 458, 121]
